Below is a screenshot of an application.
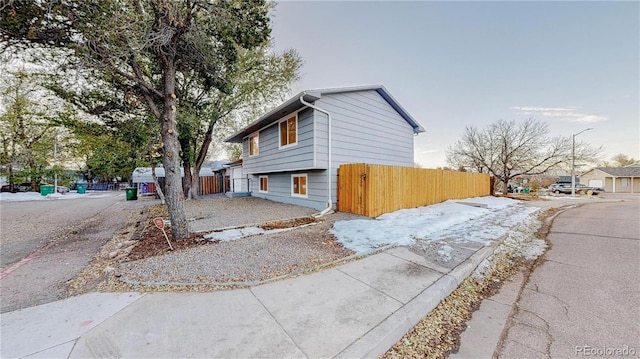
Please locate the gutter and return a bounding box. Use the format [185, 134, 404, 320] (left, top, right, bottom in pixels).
[300, 94, 333, 216]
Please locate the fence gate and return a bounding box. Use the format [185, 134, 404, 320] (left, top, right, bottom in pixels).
[337, 163, 368, 215]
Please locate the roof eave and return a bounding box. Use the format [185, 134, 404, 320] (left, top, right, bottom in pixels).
[375, 87, 425, 134]
[224, 85, 425, 142]
[224, 92, 321, 143]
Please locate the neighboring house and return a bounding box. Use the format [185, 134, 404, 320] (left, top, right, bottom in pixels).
[225, 85, 425, 210]
[216, 159, 250, 196]
[580, 163, 640, 193]
[132, 164, 226, 195]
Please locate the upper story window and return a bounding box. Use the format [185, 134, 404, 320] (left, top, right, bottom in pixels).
[279, 115, 297, 148]
[249, 133, 259, 156]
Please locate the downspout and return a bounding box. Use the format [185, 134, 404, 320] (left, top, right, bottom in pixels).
[300, 94, 333, 216]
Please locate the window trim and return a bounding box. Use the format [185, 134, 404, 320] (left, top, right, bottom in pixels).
[258, 175, 268, 193]
[248, 132, 259, 157]
[278, 114, 299, 149]
[291, 173, 308, 198]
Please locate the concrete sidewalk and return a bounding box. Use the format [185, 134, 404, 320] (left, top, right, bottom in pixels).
[0, 196, 622, 359]
[2, 244, 492, 358]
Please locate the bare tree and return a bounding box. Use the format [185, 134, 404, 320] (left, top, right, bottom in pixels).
[600, 153, 637, 167]
[446, 118, 600, 194]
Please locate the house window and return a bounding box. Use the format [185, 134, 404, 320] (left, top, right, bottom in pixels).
[249, 133, 259, 156]
[279, 115, 297, 147]
[259, 176, 268, 193]
[622, 178, 630, 187]
[291, 174, 307, 198]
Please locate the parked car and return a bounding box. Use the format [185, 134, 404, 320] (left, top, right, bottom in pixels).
[548, 183, 570, 193]
[56, 186, 70, 194]
[549, 183, 599, 195]
[0, 182, 32, 192]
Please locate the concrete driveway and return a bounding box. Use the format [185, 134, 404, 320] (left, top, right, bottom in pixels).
[497, 196, 640, 358]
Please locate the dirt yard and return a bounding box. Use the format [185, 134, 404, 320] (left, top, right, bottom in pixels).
[68, 196, 367, 294]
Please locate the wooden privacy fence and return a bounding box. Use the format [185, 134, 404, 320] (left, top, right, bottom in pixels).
[337, 163, 491, 217]
[150, 175, 225, 196]
[199, 175, 225, 195]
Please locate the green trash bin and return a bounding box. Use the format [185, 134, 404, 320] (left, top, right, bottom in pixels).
[125, 187, 138, 200]
[77, 184, 87, 194]
[40, 184, 54, 196]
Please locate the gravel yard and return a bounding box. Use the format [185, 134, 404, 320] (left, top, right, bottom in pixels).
[118, 211, 361, 286]
[186, 195, 318, 232]
[78, 196, 368, 290]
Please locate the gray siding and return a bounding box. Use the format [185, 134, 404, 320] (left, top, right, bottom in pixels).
[316, 90, 415, 206]
[317, 90, 415, 167]
[243, 108, 322, 174]
[241, 89, 416, 211]
[249, 171, 328, 210]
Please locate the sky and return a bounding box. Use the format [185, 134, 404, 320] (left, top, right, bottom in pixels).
[268, 1, 639, 168]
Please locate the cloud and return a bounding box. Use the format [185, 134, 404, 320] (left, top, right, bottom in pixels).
[419, 149, 441, 154]
[509, 106, 608, 123]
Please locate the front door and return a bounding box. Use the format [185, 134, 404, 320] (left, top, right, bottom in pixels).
[232, 167, 243, 192]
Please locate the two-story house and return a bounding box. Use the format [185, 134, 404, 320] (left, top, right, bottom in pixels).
[225, 85, 424, 211]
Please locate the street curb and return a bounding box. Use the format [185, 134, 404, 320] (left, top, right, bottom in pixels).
[448, 245, 497, 285]
[335, 274, 458, 359]
[335, 203, 553, 359]
[452, 202, 584, 359]
[336, 239, 506, 359]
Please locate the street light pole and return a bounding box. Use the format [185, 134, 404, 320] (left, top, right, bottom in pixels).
[571, 128, 594, 196]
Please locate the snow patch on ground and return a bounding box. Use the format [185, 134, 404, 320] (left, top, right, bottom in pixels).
[472, 214, 548, 279]
[203, 225, 304, 242]
[0, 191, 115, 202]
[437, 244, 454, 262]
[204, 227, 265, 241]
[330, 196, 541, 254]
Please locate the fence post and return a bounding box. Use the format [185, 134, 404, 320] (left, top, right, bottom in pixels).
[489, 176, 495, 196]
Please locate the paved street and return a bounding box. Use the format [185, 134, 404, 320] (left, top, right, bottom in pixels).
[497, 197, 640, 358]
[0, 193, 124, 267]
[0, 193, 137, 313]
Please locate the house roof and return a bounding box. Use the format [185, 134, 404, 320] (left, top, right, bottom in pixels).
[225, 85, 425, 143]
[131, 166, 217, 183]
[587, 166, 640, 177]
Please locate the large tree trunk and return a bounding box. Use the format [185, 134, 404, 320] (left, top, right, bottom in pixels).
[187, 120, 216, 200]
[87, 169, 93, 189]
[159, 63, 190, 240]
[183, 161, 193, 199]
[190, 166, 201, 199]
